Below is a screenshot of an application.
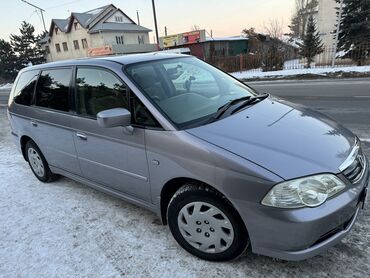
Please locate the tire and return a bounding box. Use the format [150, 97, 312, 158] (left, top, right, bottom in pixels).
[25, 140, 58, 183]
[167, 184, 249, 261]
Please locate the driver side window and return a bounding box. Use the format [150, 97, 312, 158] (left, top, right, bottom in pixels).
[131, 95, 160, 128]
[76, 67, 128, 118]
[76, 67, 160, 128]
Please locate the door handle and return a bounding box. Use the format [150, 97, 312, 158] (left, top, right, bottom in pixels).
[76, 132, 87, 140]
[30, 120, 38, 127]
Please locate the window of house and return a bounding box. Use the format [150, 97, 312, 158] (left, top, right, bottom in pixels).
[73, 40, 80, 50]
[45, 45, 50, 54]
[75, 68, 128, 117]
[138, 35, 144, 44]
[81, 38, 88, 49]
[74, 22, 78, 30]
[35, 68, 72, 112]
[12, 70, 39, 106]
[55, 43, 61, 52]
[62, 42, 68, 51]
[116, 36, 124, 45]
[55, 27, 59, 35]
[115, 16, 123, 22]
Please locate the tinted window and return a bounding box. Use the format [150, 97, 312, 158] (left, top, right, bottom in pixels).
[132, 96, 160, 128]
[76, 68, 128, 118]
[12, 70, 39, 106]
[36, 68, 72, 112]
[129, 65, 167, 102]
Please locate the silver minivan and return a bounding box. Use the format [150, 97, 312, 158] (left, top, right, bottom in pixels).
[7, 53, 369, 262]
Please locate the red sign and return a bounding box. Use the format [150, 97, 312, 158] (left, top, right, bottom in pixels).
[88, 45, 113, 56]
[181, 31, 202, 45]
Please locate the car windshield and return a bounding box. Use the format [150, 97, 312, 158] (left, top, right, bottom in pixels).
[125, 57, 256, 129]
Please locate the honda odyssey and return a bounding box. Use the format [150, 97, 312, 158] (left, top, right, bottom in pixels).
[7, 53, 369, 261]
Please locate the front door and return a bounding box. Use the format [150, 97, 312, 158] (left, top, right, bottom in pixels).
[70, 67, 150, 201]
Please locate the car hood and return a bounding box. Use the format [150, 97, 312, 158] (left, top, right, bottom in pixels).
[187, 98, 355, 180]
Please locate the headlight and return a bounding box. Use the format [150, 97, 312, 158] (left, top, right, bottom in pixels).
[261, 174, 346, 208]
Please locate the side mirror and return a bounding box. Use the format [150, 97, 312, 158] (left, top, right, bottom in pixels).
[97, 108, 131, 128]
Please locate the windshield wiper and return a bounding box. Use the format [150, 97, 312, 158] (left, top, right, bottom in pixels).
[231, 93, 269, 115]
[207, 96, 252, 123]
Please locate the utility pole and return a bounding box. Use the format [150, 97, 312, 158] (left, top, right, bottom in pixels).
[136, 10, 140, 26]
[21, 0, 47, 32]
[151, 0, 160, 49]
[164, 26, 168, 36]
[332, 0, 344, 67]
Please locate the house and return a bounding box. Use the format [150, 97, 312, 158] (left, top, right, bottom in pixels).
[40, 4, 157, 62]
[160, 30, 249, 60]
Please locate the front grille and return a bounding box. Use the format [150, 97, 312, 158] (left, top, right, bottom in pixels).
[343, 150, 366, 184]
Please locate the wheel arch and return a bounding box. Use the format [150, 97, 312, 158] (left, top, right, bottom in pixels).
[20, 135, 33, 161]
[159, 177, 245, 230]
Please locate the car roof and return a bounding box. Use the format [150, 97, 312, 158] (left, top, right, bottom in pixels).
[22, 52, 191, 72]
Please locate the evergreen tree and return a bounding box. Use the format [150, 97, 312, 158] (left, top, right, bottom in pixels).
[10, 21, 45, 71]
[336, 0, 370, 66]
[289, 15, 301, 38]
[298, 15, 324, 68]
[0, 39, 17, 80]
[289, 0, 319, 39]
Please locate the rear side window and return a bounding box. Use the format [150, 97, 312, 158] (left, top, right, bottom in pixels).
[35, 68, 72, 112]
[12, 70, 39, 106]
[75, 68, 128, 117]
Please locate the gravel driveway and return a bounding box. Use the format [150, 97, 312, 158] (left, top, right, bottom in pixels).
[0, 106, 369, 278]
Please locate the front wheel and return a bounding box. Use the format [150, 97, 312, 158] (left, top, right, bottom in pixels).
[167, 184, 249, 261]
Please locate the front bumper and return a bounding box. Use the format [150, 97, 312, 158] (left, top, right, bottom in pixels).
[239, 157, 369, 261]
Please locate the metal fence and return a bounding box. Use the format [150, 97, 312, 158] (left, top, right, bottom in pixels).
[206, 44, 370, 73]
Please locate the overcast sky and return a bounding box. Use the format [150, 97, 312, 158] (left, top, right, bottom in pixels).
[0, 0, 295, 41]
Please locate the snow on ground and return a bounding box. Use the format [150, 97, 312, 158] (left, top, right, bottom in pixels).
[1, 106, 370, 277]
[0, 83, 13, 90]
[232, 65, 370, 80]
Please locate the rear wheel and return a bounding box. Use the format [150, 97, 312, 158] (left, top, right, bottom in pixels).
[25, 141, 58, 182]
[167, 184, 249, 261]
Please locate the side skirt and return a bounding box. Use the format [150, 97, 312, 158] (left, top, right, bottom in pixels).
[50, 166, 160, 217]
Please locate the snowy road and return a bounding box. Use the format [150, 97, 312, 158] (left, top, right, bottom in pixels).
[0, 104, 369, 277]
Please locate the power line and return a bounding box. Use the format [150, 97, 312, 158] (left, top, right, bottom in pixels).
[9, 10, 37, 36]
[45, 0, 83, 10]
[35, 10, 45, 32]
[20, 0, 47, 32]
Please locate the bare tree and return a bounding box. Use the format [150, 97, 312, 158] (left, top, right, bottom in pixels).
[191, 25, 200, 31]
[263, 18, 285, 39]
[296, 0, 310, 12]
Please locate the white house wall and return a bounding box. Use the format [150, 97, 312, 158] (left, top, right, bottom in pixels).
[43, 5, 156, 62]
[316, 0, 338, 49]
[101, 31, 150, 45]
[46, 20, 91, 61]
[105, 11, 133, 23]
